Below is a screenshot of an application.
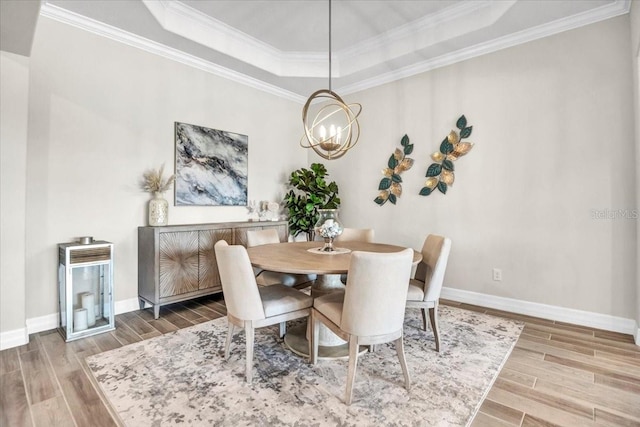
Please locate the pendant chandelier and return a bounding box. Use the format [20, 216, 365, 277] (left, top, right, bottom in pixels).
[300, 0, 362, 160]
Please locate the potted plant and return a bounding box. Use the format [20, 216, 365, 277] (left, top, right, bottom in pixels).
[283, 163, 340, 240]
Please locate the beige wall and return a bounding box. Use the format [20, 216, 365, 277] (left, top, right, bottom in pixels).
[630, 0, 640, 342]
[22, 17, 306, 321]
[2, 10, 638, 344]
[0, 51, 29, 342]
[326, 15, 637, 320]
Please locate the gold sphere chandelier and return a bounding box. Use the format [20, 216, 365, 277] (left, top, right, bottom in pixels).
[300, 0, 362, 160]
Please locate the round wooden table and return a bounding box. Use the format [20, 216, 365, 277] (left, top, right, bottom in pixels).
[247, 241, 422, 358]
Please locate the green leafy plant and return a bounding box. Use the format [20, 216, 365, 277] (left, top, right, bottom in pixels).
[419, 115, 474, 196]
[283, 163, 340, 239]
[374, 134, 414, 206]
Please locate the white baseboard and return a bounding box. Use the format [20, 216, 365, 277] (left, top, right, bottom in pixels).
[115, 297, 146, 314]
[26, 313, 59, 335]
[0, 327, 28, 350]
[442, 287, 638, 340]
[4, 293, 638, 349]
[0, 298, 146, 350]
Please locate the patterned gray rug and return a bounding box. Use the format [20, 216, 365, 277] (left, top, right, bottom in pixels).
[86, 305, 522, 426]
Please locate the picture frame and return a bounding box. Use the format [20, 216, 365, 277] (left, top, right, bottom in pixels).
[174, 122, 248, 206]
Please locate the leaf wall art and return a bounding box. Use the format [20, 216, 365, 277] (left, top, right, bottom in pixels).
[420, 115, 474, 196]
[374, 134, 414, 206]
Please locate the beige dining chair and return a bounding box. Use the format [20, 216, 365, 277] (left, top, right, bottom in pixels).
[333, 228, 375, 243]
[214, 240, 313, 383]
[333, 228, 374, 283]
[246, 229, 316, 289]
[310, 248, 414, 405]
[406, 234, 452, 352]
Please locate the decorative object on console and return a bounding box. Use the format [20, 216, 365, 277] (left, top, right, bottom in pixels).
[283, 163, 340, 241]
[374, 134, 414, 206]
[420, 115, 474, 196]
[58, 240, 115, 342]
[175, 122, 248, 206]
[246, 200, 259, 221]
[141, 164, 175, 226]
[313, 208, 343, 252]
[300, 0, 361, 160]
[267, 202, 280, 221]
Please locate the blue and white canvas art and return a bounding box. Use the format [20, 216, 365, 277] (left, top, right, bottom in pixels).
[175, 122, 248, 206]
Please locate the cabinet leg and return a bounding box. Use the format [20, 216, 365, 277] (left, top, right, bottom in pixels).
[154, 305, 160, 319]
[139, 298, 146, 310]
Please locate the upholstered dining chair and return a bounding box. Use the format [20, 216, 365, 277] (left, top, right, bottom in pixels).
[333, 228, 375, 283]
[405, 234, 452, 352]
[333, 227, 375, 243]
[246, 229, 316, 289]
[214, 240, 313, 383]
[310, 248, 414, 405]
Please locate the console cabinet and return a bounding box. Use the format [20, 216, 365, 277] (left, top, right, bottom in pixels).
[138, 221, 288, 318]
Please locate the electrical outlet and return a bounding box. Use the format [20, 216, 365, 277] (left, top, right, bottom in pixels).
[492, 268, 503, 281]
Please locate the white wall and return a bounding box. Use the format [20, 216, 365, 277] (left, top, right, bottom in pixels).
[2, 10, 638, 347]
[325, 16, 637, 321]
[22, 17, 306, 322]
[630, 0, 640, 343]
[0, 51, 29, 348]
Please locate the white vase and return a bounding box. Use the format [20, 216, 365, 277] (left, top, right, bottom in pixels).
[149, 192, 169, 226]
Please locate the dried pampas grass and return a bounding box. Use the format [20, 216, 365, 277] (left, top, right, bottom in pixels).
[141, 164, 175, 194]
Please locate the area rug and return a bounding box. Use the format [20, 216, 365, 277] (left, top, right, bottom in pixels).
[86, 306, 522, 426]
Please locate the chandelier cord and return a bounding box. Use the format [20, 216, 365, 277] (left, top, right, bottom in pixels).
[328, 0, 332, 92]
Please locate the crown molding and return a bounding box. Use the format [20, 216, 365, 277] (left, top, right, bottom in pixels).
[39, 2, 306, 103]
[142, 0, 328, 78]
[336, 0, 515, 77]
[39, 0, 631, 101]
[337, 0, 632, 95]
[140, 0, 516, 79]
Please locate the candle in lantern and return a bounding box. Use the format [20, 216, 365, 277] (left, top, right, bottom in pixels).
[74, 308, 88, 331]
[81, 292, 96, 327]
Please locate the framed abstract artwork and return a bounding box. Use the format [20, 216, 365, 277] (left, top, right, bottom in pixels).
[174, 122, 248, 206]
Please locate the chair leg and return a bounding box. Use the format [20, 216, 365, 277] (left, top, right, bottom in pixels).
[279, 322, 286, 338]
[429, 304, 440, 352]
[310, 310, 319, 364]
[245, 323, 254, 383]
[421, 308, 428, 331]
[394, 336, 411, 391]
[224, 322, 235, 360]
[345, 337, 360, 406]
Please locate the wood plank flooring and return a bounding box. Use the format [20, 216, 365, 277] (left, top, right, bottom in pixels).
[1, 296, 638, 427]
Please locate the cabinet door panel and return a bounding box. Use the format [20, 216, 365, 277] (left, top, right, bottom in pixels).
[199, 228, 232, 290]
[159, 232, 199, 298]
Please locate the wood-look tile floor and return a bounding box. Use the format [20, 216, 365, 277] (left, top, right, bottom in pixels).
[1, 296, 638, 427]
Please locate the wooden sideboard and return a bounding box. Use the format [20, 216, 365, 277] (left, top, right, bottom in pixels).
[138, 220, 288, 319]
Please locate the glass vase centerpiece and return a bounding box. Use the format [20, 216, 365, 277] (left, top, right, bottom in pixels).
[314, 209, 343, 252]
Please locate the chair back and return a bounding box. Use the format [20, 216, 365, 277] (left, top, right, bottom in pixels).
[414, 235, 452, 302]
[214, 240, 265, 320]
[246, 228, 280, 247]
[342, 248, 413, 336]
[334, 228, 374, 243]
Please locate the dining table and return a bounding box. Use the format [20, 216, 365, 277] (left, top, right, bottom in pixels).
[246, 240, 422, 359]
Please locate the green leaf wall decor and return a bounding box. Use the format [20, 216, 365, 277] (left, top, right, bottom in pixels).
[419, 115, 475, 196]
[374, 134, 414, 206]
